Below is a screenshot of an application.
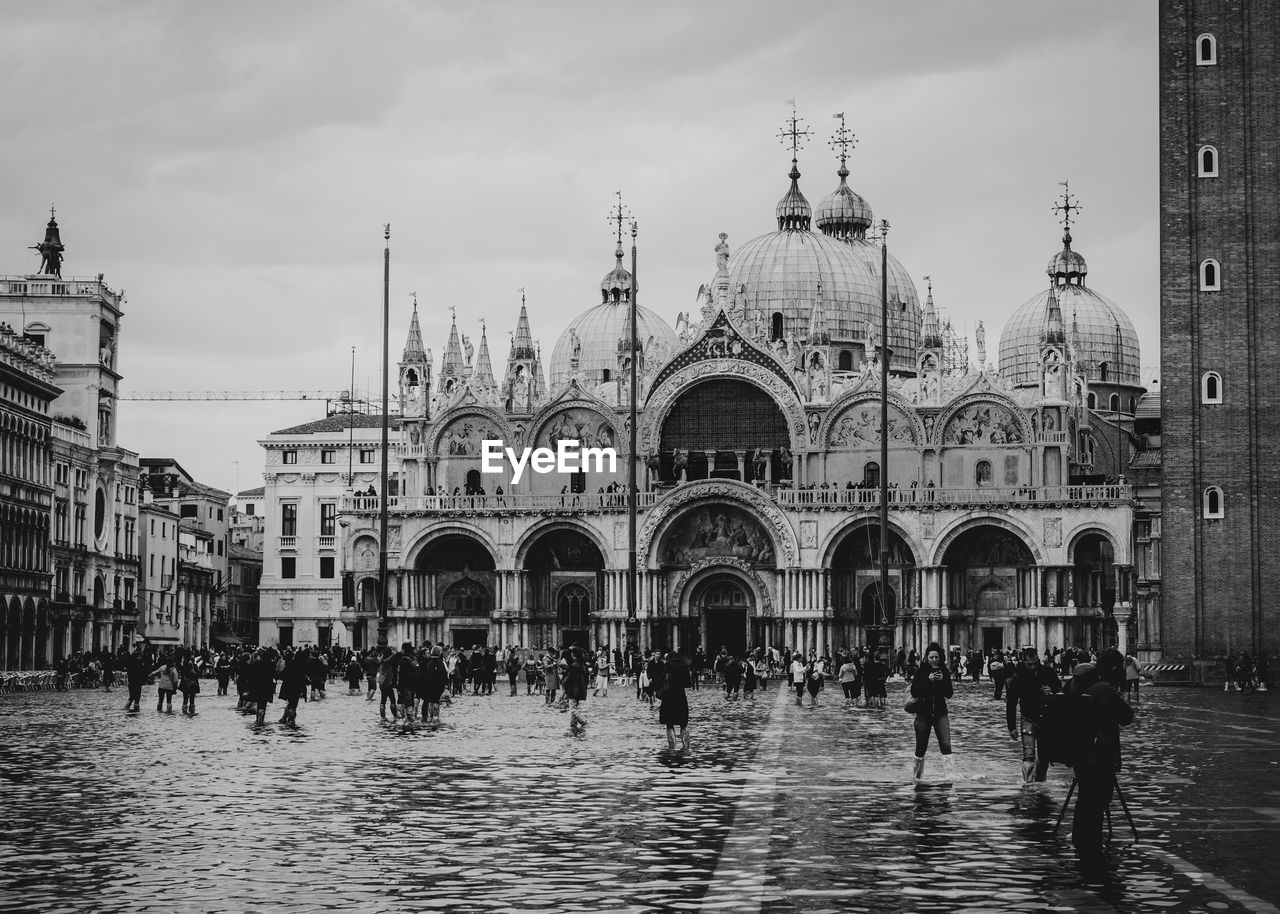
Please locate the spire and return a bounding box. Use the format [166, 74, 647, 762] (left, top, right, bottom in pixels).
[402, 293, 426, 361]
[775, 103, 813, 231]
[510, 292, 535, 360]
[921, 275, 942, 349]
[503, 290, 543, 411]
[472, 320, 496, 388]
[1042, 283, 1065, 346]
[438, 307, 464, 393]
[30, 206, 65, 278]
[807, 281, 829, 344]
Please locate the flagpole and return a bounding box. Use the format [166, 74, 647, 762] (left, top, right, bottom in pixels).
[377, 224, 391, 649]
[628, 221, 639, 642]
[878, 220, 892, 657]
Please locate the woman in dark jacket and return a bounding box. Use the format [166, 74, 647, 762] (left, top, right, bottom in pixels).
[910, 642, 956, 783]
[419, 646, 451, 722]
[561, 648, 589, 730]
[660, 653, 691, 752]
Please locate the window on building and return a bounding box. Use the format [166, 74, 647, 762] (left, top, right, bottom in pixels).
[1198, 145, 1218, 177]
[320, 556, 335, 579]
[1099, 362, 1109, 382]
[321, 450, 335, 464]
[1202, 371, 1223, 404]
[838, 350, 853, 371]
[862, 462, 880, 488]
[180, 504, 198, 518]
[1087, 392, 1097, 409]
[601, 368, 611, 382]
[359, 449, 375, 464]
[245, 504, 255, 516]
[1203, 485, 1224, 519]
[281, 557, 296, 579]
[281, 503, 297, 537]
[217, 508, 223, 521]
[975, 460, 993, 487]
[771, 312, 784, 341]
[1128, 396, 1136, 413]
[217, 540, 224, 556]
[282, 450, 298, 465]
[1196, 33, 1217, 65]
[320, 503, 337, 537]
[1200, 259, 1220, 290]
[1109, 393, 1120, 412]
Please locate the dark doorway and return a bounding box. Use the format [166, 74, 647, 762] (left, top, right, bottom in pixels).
[698, 577, 750, 656]
[451, 628, 488, 648]
[982, 626, 1004, 653]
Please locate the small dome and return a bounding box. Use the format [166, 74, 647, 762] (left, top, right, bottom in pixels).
[550, 300, 678, 389]
[775, 161, 812, 231]
[1046, 231, 1088, 280]
[600, 249, 633, 303]
[999, 284, 1141, 388]
[814, 165, 873, 240]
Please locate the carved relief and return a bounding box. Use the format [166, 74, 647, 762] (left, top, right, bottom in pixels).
[829, 404, 917, 447]
[942, 401, 1025, 445]
[540, 408, 616, 450]
[800, 520, 818, 549]
[438, 416, 503, 456]
[1044, 517, 1063, 549]
[660, 504, 774, 565]
[638, 480, 798, 565]
[354, 535, 378, 571]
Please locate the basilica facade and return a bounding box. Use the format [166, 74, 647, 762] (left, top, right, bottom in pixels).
[261, 148, 1142, 659]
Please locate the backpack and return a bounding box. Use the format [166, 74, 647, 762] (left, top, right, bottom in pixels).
[1035, 690, 1101, 767]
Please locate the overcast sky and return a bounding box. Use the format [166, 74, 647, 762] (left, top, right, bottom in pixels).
[1, 1, 1157, 496]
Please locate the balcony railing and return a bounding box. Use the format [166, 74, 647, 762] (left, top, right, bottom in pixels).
[341, 491, 658, 515]
[279, 535, 297, 549]
[317, 535, 336, 549]
[774, 483, 1133, 509]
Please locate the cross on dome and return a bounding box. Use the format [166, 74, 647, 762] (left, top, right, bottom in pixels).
[829, 112, 856, 166]
[777, 100, 813, 161]
[1052, 181, 1083, 232]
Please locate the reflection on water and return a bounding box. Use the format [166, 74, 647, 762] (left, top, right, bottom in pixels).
[0, 681, 1268, 912]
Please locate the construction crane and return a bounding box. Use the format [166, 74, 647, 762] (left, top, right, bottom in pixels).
[118, 390, 348, 401]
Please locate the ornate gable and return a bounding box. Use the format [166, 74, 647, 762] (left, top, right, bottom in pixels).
[648, 310, 798, 401]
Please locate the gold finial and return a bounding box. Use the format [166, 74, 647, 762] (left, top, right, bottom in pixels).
[829, 112, 856, 166]
[608, 191, 632, 250]
[1052, 181, 1082, 232]
[923, 275, 932, 295]
[383, 223, 390, 242]
[778, 99, 812, 160]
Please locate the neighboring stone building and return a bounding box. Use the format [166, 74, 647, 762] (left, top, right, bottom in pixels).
[1160, 2, 1279, 670]
[256, 413, 385, 648]
[138, 502, 179, 645]
[230, 486, 265, 551]
[287, 140, 1140, 658]
[0, 325, 59, 669]
[1, 213, 140, 661]
[223, 543, 262, 647]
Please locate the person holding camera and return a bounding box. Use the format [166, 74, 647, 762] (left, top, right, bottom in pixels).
[909, 642, 955, 783]
[1064, 648, 1134, 860]
[1006, 646, 1062, 784]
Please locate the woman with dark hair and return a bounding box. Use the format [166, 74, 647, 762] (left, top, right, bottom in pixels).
[910, 642, 956, 783]
[562, 647, 589, 729]
[660, 653, 691, 752]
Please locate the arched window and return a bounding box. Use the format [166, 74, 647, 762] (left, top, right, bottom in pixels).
[1198, 145, 1218, 177]
[1109, 393, 1120, 412]
[1196, 33, 1217, 65]
[1087, 392, 1097, 409]
[862, 462, 880, 488]
[1200, 258, 1221, 290]
[1201, 371, 1223, 404]
[975, 460, 993, 488]
[557, 583, 590, 628]
[1128, 396, 1136, 413]
[838, 350, 853, 371]
[1099, 362, 1109, 382]
[1203, 485, 1224, 519]
[771, 312, 784, 341]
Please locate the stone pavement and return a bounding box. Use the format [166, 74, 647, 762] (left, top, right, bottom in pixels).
[0, 677, 1277, 912]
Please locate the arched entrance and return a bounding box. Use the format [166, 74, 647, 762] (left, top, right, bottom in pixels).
[1073, 532, 1115, 646]
[413, 534, 497, 648]
[694, 575, 753, 657]
[523, 528, 604, 650]
[830, 524, 915, 651]
[940, 524, 1035, 650]
[658, 379, 790, 483]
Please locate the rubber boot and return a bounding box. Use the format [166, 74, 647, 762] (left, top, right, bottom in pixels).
[1021, 759, 1036, 785]
[912, 755, 925, 782]
[942, 753, 957, 783]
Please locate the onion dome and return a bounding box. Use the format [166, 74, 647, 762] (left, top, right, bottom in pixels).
[775, 161, 812, 231]
[999, 233, 1140, 388]
[600, 244, 634, 304]
[1046, 231, 1088, 282]
[814, 163, 873, 241]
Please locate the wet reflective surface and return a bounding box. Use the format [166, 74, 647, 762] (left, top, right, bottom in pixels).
[1, 680, 1277, 912]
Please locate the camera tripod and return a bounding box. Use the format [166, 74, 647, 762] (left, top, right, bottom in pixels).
[1053, 772, 1139, 843]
